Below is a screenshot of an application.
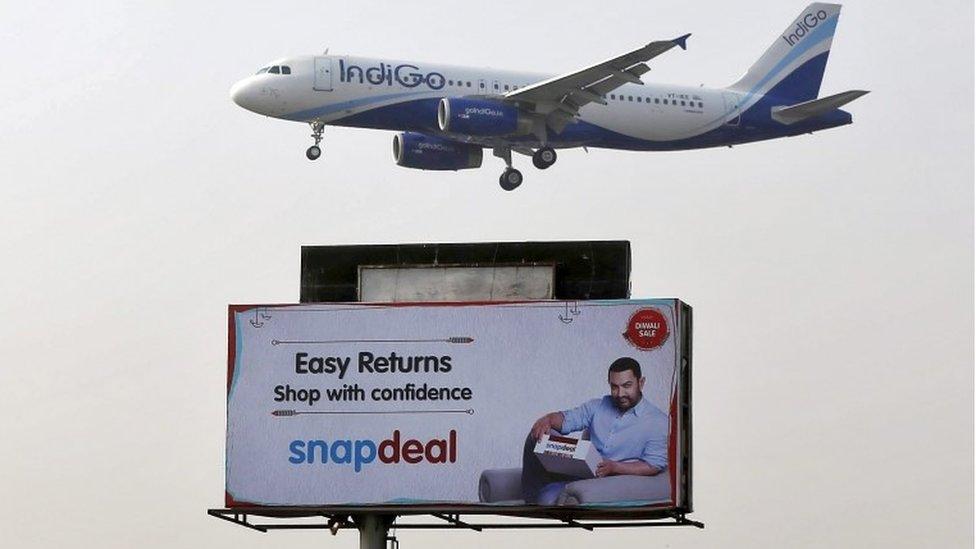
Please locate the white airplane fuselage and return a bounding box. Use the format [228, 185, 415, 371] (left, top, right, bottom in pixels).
[229, 4, 863, 189]
[230, 54, 766, 151]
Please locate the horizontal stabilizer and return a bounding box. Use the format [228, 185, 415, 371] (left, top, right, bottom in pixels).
[771, 89, 869, 124]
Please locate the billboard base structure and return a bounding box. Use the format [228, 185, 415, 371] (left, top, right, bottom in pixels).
[209, 241, 703, 547]
[206, 508, 705, 534]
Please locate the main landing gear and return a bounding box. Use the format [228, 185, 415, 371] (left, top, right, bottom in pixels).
[306, 121, 324, 160]
[493, 147, 522, 191]
[532, 146, 557, 170]
[494, 146, 559, 191]
[499, 168, 524, 191]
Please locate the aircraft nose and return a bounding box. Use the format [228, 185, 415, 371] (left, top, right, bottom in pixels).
[230, 79, 252, 109]
[231, 75, 288, 116]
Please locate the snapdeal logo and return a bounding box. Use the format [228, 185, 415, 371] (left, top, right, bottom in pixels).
[288, 430, 458, 473]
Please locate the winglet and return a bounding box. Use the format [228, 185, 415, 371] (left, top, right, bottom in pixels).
[673, 33, 691, 50]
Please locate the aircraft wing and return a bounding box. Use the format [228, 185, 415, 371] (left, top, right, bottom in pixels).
[504, 34, 690, 132]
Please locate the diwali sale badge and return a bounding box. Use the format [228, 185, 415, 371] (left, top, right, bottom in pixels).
[623, 308, 669, 350]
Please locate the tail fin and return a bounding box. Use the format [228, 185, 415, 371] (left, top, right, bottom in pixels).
[728, 3, 842, 103]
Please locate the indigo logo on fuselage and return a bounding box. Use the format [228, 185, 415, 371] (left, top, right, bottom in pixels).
[339, 59, 446, 90]
[781, 9, 829, 47]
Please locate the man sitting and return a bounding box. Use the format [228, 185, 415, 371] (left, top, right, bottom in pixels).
[522, 357, 668, 504]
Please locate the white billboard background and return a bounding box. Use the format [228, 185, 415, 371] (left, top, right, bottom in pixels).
[226, 299, 679, 505]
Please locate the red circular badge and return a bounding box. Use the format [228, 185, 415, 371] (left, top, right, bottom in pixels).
[623, 308, 669, 350]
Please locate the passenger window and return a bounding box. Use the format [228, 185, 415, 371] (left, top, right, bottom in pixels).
[680, 100, 685, 106]
[269, 66, 280, 74]
[467, 81, 472, 87]
[282, 66, 291, 75]
[698, 101, 703, 108]
[504, 84, 509, 91]
[654, 98, 660, 104]
[610, 94, 615, 99]
[480, 82, 485, 88]
[637, 97, 642, 103]
[493, 83, 499, 90]
[449, 80, 454, 85]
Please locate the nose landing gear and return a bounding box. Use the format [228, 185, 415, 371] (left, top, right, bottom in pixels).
[306, 121, 325, 161]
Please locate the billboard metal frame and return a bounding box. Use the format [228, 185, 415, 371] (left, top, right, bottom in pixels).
[207, 508, 704, 533]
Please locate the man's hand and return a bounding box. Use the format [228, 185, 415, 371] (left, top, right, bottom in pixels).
[530, 412, 564, 441]
[596, 460, 661, 477]
[595, 460, 620, 478]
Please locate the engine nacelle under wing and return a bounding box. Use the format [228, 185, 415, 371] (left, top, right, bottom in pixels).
[437, 98, 531, 137]
[392, 132, 483, 171]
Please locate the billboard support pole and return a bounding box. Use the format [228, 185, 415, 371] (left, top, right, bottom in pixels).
[355, 514, 394, 549]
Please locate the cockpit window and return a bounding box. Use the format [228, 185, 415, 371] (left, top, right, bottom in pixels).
[256, 64, 291, 75]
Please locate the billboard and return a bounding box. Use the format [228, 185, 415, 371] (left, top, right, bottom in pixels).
[225, 299, 691, 512]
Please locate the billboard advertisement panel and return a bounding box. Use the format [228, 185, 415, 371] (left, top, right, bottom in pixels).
[226, 299, 690, 512]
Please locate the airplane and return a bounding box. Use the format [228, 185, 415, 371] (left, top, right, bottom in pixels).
[230, 3, 867, 191]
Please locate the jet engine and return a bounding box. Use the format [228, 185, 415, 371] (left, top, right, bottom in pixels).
[437, 98, 532, 136]
[392, 132, 483, 171]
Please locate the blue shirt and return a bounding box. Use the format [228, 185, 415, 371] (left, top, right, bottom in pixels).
[559, 395, 669, 470]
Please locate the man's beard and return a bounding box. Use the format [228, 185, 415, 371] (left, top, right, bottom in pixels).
[613, 391, 641, 411]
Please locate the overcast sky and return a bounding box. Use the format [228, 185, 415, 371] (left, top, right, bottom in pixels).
[0, 0, 972, 547]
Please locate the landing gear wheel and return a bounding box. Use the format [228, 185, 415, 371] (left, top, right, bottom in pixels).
[499, 168, 523, 191]
[532, 147, 557, 170]
[306, 120, 325, 161]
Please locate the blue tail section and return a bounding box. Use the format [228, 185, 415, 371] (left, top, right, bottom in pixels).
[729, 3, 841, 103]
[767, 50, 830, 103]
